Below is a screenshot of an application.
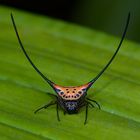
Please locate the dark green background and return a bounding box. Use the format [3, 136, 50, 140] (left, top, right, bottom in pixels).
[71, 0, 139, 42]
[0, 0, 140, 42]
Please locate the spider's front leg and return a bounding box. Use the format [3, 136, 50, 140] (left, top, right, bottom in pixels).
[34, 92, 58, 114]
[56, 101, 60, 121]
[77, 100, 90, 125]
[86, 98, 101, 109]
[84, 99, 97, 125]
[84, 101, 89, 125]
[46, 92, 58, 98]
[34, 100, 57, 114]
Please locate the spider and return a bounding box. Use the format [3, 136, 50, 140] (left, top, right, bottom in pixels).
[11, 13, 130, 124]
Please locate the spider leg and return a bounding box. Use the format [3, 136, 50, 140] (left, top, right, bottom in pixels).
[86, 98, 101, 109]
[86, 100, 95, 108]
[84, 102, 89, 125]
[34, 101, 56, 114]
[63, 111, 66, 115]
[56, 102, 60, 121]
[46, 92, 58, 98]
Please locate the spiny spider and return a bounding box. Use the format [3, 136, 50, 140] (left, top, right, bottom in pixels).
[11, 13, 130, 124]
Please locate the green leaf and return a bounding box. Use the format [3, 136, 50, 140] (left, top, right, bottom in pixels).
[0, 6, 140, 140]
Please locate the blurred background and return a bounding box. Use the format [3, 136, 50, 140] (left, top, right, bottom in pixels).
[0, 0, 139, 43]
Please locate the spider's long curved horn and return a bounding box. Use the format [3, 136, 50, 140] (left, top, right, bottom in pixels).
[87, 12, 130, 88]
[11, 13, 54, 87]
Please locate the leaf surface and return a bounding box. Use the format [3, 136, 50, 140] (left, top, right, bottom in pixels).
[0, 6, 140, 140]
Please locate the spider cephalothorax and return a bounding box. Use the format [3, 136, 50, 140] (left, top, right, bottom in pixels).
[53, 83, 99, 115]
[11, 13, 130, 124]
